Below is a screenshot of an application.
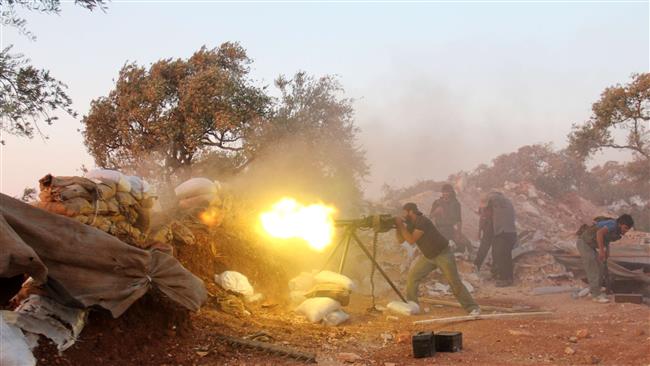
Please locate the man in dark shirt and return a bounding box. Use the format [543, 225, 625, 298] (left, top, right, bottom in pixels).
[486, 191, 517, 287]
[474, 193, 494, 271]
[395, 202, 479, 315]
[429, 184, 471, 254]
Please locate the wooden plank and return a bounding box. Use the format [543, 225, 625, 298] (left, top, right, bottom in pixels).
[413, 311, 554, 325]
[420, 298, 540, 313]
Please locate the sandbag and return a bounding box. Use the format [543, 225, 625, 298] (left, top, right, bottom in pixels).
[0, 313, 36, 366]
[305, 283, 350, 306]
[288, 272, 316, 293]
[115, 192, 137, 207]
[323, 309, 349, 326]
[58, 184, 93, 201]
[314, 270, 357, 291]
[0, 193, 207, 317]
[215, 271, 255, 297]
[178, 193, 216, 209]
[175, 178, 217, 200]
[36, 201, 74, 217]
[85, 169, 131, 192]
[171, 220, 195, 245]
[289, 290, 307, 305]
[140, 196, 156, 209]
[295, 297, 341, 323]
[39, 174, 97, 193]
[126, 175, 151, 198]
[96, 182, 116, 200]
[61, 198, 94, 216]
[386, 300, 420, 316]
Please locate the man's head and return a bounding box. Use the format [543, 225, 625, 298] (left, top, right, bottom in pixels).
[402, 202, 422, 221]
[616, 214, 634, 235]
[441, 184, 455, 200]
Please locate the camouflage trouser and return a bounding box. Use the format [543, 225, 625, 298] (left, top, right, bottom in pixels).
[405, 247, 479, 313]
[577, 238, 604, 297]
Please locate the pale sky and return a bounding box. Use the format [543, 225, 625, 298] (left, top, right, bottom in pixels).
[1, 1, 648, 200]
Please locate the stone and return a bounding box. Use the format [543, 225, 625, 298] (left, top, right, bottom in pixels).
[569, 336, 578, 343]
[508, 329, 533, 336]
[576, 329, 589, 339]
[584, 355, 601, 364]
[564, 347, 576, 355]
[337, 353, 362, 363]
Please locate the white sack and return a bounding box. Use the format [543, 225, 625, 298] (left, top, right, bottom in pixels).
[175, 178, 217, 199]
[85, 169, 131, 192]
[288, 272, 316, 292]
[126, 175, 151, 196]
[215, 271, 254, 297]
[295, 297, 341, 323]
[289, 290, 307, 305]
[0, 313, 36, 366]
[386, 300, 420, 316]
[323, 309, 349, 326]
[314, 270, 357, 291]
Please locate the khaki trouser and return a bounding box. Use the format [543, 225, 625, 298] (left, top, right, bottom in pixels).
[406, 247, 479, 313]
[577, 238, 604, 297]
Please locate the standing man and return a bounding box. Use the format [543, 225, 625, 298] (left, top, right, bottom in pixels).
[396, 202, 480, 315]
[474, 193, 494, 272]
[487, 191, 517, 287]
[577, 214, 634, 303]
[429, 184, 471, 254]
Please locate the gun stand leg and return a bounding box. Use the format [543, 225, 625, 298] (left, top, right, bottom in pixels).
[321, 230, 349, 272]
[350, 232, 407, 303]
[322, 227, 407, 303]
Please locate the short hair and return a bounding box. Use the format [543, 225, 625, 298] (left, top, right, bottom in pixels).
[441, 184, 455, 193]
[617, 214, 634, 228]
[402, 202, 421, 215]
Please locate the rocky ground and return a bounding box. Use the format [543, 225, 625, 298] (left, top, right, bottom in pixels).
[37, 275, 650, 366]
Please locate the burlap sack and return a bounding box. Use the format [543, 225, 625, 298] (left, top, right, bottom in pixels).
[1, 193, 206, 317]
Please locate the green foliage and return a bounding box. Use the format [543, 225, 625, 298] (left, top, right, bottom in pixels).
[249, 72, 368, 207]
[0, 0, 107, 143]
[0, 47, 75, 143]
[569, 73, 650, 161]
[18, 187, 37, 202]
[469, 144, 587, 198]
[82, 43, 271, 182]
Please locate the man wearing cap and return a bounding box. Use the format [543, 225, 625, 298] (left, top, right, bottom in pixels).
[396, 202, 480, 315]
[429, 184, 471, 254]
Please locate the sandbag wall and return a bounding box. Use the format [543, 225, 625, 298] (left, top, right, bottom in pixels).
[36, 173, 154, 248]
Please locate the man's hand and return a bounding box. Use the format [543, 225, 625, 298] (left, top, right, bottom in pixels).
[395, 216, 404, 226]
[598, 249, 607, 262]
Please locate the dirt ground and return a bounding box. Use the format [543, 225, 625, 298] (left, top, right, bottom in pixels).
[37, 280, 650, 366]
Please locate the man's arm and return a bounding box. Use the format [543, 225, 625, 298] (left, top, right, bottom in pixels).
[596, 227, 609, 262]
[395, 217, 424, 244]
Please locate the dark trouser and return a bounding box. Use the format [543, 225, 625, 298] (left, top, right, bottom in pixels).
[438, 226, 471, 254]
[492, 232, 516, 281]
[474, 235, 493, 270]
[405, 247, 479, 313]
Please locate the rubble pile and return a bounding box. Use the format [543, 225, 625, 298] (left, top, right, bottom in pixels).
[380, 178, 650, 289]
[36, 172, 154, 248]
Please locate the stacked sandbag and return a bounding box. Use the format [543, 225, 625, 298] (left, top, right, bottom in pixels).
[35, 170, 155, 248]
[174, 177, 231, 227]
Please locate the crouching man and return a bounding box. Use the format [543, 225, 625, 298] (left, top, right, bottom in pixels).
[577, 214, 634, 303]
[395, 202, 480, 315]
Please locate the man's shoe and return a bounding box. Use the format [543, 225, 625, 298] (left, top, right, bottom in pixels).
[469, 308, 481, 316]
[592, 294, 610, 303]
[495, 280, 513, 287]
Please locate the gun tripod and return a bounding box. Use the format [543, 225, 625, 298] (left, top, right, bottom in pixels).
[321, 224, 407, 303]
